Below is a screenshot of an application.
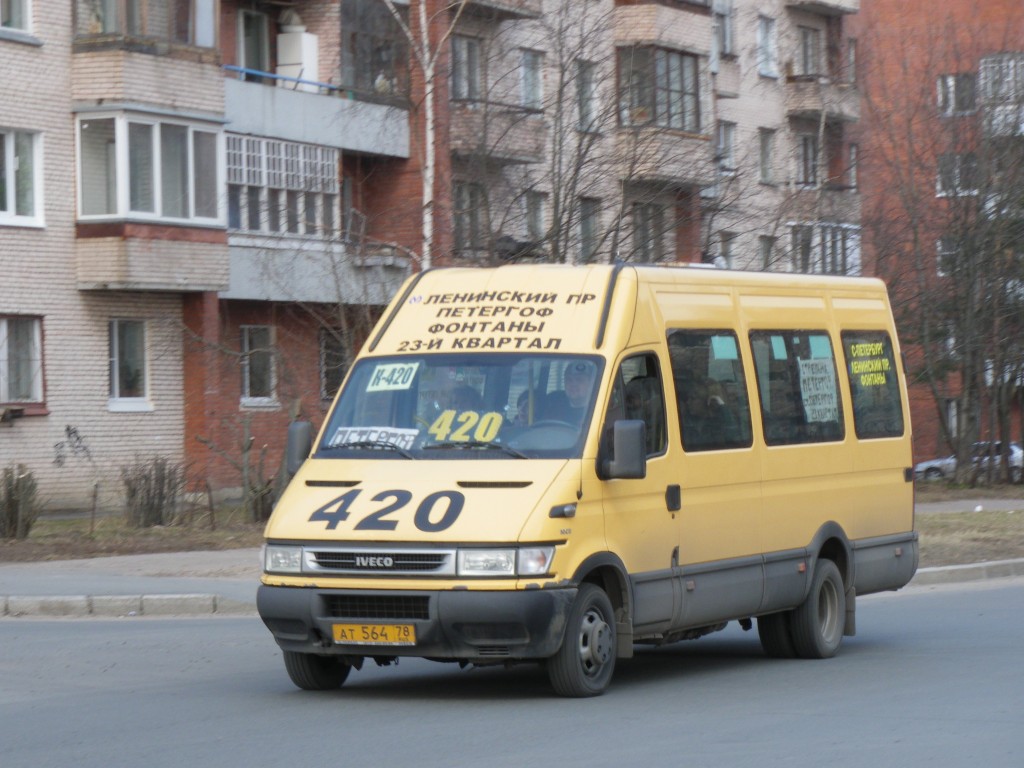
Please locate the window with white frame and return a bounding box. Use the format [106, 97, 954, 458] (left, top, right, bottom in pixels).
[718, 230, 736, 268]
[0, 129, 39, 225]
[577, 59, 599, 132]
[453, 180, 487, 254]
[791, 224, 860, 275]
[632, 201, 667, 262]
[796, 26, 822, 77]
[797, 134, 819, 186]
[848, 143, 858, 189]
[937, 152, 979, 197]
[791, 225, 813, 272]
[713, 1, 733, 57]
[757, 16, 778, 78]
[2, 0, 29, 31]
[226, 135, 339, 238]
[108, 319, 147, 404]
[937, 73, 976, 116]
[78, 115, 221, 223]
[759, 128, 775, 183]
[241, 325, 275, 403]
[846, 38, 857, 84]
[978, 54, 1024, 103]
[1, 316, 42, 404]
[618, 47, 700, 132]
[936, 236, 959, 276]
[74, 0, 215, 47]
[759, 234, 776, 269]
[520, 49, 543, 110]
[451, 35, 482, 102]
[578, 196, 600, 263]
[716, 121, 736, 174]
[525, 190, 546, 243]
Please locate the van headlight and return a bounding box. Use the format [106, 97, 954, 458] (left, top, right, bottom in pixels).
[264, 544, 303, 574]
[456, 546, 554, 577]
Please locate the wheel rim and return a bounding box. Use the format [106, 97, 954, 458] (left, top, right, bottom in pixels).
[577, 607, 613, 677]
[818, 578, 841, 642]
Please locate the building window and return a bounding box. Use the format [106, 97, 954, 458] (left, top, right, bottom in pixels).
[757, 16, 777, 78]
[718, 230, 736, 268]
[978, 54, 1024, 103]
[796, 26, 822, 77]
[936, 236, 959, 277]
[618, 47, 700, 133]
[238, 10, 270, 81]
[451, 35, 482, 102]
[792, 225, 814, 272]
[578, 197, 600, 263]
[75, 0, 215, 47]
[340, 0, 408, 100]
[453, 181, 487, 254]
[848, 143, 858, 189]
[716, 121, 736, 174]
[1, 316, 42, 404]
[520, 49, 543, 110]
[937, 152, 979, 197]
[525, 190, 546, 243]
[0, 129, 39, 224]
[320, 328, 350, 401]
[798, 134, 818, 186]
[846, 38, 857, 84]
[109, 319, 146, 403]
[713, 1, 733, 57]
[226, 135, 338, 238]
[632, 201, 667, 262]
[1, 0, 28, 31]
[78, 115, 221, 223]
[791, 224, 860, 275]
[759, 128, 774, 184]
[937, 73, 977, 116]
[759, 235, 776, 269]
[577, 59, 599, 132]
[241, 325, 275, 403]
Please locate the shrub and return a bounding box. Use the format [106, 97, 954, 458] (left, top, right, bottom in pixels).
[121, 456, 186, 528]
[0, 464, 40, 540]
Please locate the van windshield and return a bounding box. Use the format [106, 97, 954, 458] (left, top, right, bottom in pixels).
[316, 353, 603, 460]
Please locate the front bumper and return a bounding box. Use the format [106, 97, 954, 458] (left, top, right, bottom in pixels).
[257, 584, 576, 662]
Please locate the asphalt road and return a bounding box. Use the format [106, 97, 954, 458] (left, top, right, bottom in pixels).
[1, 578, 1021, 768]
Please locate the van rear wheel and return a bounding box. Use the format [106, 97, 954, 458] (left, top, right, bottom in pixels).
[757, 611, 796, 658]
[790, 559, 845, 659]
[283, 650, 351, 691]
[547, 584, 617, 697]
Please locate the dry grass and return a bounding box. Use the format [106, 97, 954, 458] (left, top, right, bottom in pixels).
[2, 485, 1023, 568]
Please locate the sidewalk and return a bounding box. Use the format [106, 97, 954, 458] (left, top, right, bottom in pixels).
[1, 499, 1022, 618]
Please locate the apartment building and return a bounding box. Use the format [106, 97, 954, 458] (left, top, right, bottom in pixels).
[852, 0, 1024, 461]
[1, 0, 863, 509]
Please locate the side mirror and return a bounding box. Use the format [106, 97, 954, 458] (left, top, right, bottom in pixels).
[286, 421, 314, 477]
[599, 420, 647, 480]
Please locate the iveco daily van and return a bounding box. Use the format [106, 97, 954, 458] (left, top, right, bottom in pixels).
[258, 263, 918, 696]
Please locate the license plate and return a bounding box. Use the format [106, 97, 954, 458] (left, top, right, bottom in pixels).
[332, 623, 416, 646]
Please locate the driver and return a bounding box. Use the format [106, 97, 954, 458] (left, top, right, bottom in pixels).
[561, 361, 596, 424]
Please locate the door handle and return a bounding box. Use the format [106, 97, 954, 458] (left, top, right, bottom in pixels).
[666, 484, 681, 512]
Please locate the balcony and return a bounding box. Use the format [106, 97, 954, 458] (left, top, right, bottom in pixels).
[223, 235, 414, 305]
[449, 101, 546, 164]
[76, 225, 229, 292]
[614, 128, 716, 189]
[224, 73, 409, 158]
[785, 184, 861, 224]
[785, 77, 860, 123]
[462, 0, 543, 20]
[784, 0, 859, 15]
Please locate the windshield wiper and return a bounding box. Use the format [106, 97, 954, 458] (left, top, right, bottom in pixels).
[423, 441, 529, 459]
[332, 440, 414, 459]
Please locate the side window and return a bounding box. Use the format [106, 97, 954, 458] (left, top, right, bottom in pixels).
[750, 330, 844, 445]
[606, 353, 666, 456]
[667, 330, 753, 452]
[841, 331, 904, 439]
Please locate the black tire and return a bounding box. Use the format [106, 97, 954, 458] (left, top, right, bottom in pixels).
[547, 583, 617, 697]
[283, 651, 351, 691]
[790, 559, 845, 659]
[757, 611, 796, 658]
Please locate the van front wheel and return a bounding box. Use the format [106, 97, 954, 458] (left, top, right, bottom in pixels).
[790, 559, 845, 659]
[283, 650, 351, 691]
[547, 584, 617, 697]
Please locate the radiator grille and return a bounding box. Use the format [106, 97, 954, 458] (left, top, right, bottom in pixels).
[324, 594, 430, 620]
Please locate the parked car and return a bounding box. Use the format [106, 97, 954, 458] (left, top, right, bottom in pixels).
[914, 441, 1023, 482]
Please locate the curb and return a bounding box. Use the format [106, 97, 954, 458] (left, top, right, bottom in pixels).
[909, 557, 1024, 586]
[1, 593, 255, 618]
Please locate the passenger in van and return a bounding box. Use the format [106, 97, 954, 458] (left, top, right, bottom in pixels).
[514, 388, 547, 426]
[679, 375, 738, 449]
[558, 362, 597, 425]
[448, 385, 484, 412]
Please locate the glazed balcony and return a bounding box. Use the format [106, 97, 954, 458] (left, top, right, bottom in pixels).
[615, 127, 716, 189]
[786, 184, 861, 224]
[786, 77, 860, 123]
[784, 0, 859, 15]
[462, 0, 543, 20]
[450, 100, 546, 164]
